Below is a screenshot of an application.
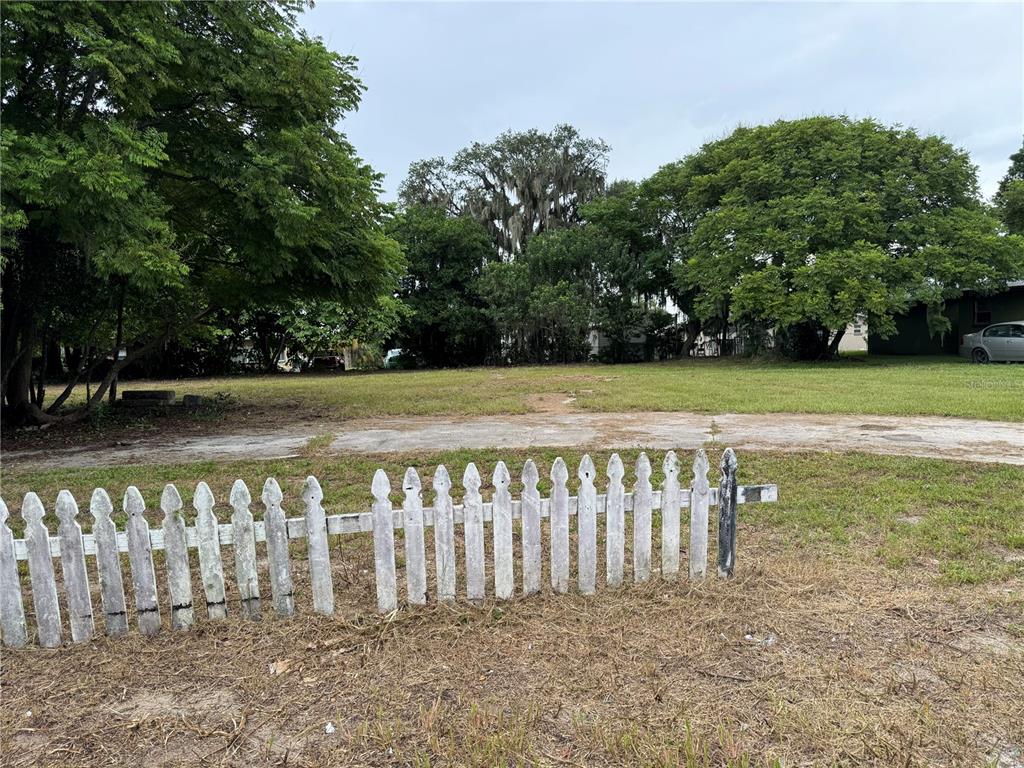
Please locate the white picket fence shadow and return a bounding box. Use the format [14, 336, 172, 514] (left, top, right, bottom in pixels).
[0, 448, 776, 649]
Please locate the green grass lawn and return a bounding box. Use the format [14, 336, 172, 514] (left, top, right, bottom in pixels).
[64, 355, 1024, 422]
[4, 448, 1022, 586]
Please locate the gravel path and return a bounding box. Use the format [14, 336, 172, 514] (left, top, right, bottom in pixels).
[5, 411, 1023, 468]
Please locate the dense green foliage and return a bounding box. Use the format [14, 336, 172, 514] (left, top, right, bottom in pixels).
[1, 1, 401, 421]
[996, 137, 1024, 235]
[642, 117, 1023, 358]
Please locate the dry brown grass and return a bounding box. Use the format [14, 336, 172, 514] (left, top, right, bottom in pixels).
[2, 526, 1022, 768]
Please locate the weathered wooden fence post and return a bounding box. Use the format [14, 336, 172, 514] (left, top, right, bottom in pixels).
[56, 490, 94, 642]
[690, 449, 711, 580]
[432, 466, 456, 604]
[633, 453, 653, 583]
[491, 461, 514, 600]
[402, 468, 427, 607]
[661, 451, 681, 580]
[371, 469, 397, 613]
[229, 480, 261, 620]
[717, 448, 738, 578]
[161, 484, 195, 630]
[22, 493, 62, 647]
[194, 482, 228, 620]
[0, 497, 28, 648]
[605, 454, 625, 588]
[576, 455, 598, 595]
[125, 486, 161, 635]
[302, 476, 334, 616]
[521, 460, 542, 596]
[550, 457, 570, 594]
[91, 488, 128, 636]
[261, 478, 295, 617]
[463, 463, 486, 603]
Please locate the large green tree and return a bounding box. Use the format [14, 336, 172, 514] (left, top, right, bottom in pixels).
[388, 206, 497, 367]
[399, 125, 609, 257]
[1, 1, 402, 422]
[995, 137, 1024, 235]
[644, 117, 1023, 359]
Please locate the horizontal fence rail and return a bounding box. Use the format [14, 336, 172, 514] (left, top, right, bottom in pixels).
[0, 448, 776, 649]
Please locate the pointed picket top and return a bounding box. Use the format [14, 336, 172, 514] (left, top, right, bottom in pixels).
[124, 486, 146, 518]
[161, 484, 183, 516]
[21, 492, 45, 525]
[693, 449, 710, 495]
[551, 456, 569, 484]
[522, 459, 539, 487]
[0, 496, 8, 527]
[433, 464, 452, 493]
[578, 453, 596, 482]
[493, 460, 511, 489]
[194, 481, 215, 512]
[636, 452, 652, 483]
[91, 487, 114, 521]
[607, 453, 624, 482]
[262, 477, 283, 507]
[462, 462, 481, 492]
[403, 467, 422, 494]
[302, 475, 324, 506]
[721, 447, 738, 475]
[371, 469, 391, 501]
[229, 479, 252, 512]
[55, 490, 78, 525]
[663, 451, 679, 481]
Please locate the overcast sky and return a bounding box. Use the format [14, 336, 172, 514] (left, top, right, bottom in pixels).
[302, 1, 1023, 201]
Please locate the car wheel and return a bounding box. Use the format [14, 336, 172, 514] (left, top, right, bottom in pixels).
[972, 347, 990, 364]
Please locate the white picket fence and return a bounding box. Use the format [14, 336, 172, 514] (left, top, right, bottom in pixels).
[0, 448, 776, 649]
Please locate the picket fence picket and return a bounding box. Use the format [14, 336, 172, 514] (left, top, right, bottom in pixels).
[689, 450, 711, 581]
[521, 460, 542, 596]
[3, 448, 777, 649]
[91, 488, 128, 636]
[432, 466, 457, 604]
[262, 478, 295, 618]
[22, 493, 62, 648]
[0, 497, 28, 648]
[605, 454, 625, 588]
[661, 451, 681, 580]
[230, 480, 262, 620]
[161, 484, 195, 630]
[402, 468, 427, 607]
[576, 454, 598, 596]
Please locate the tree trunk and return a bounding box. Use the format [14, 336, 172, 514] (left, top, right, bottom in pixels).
[109, 281, 126, 404]
[827, 327, 846, 358]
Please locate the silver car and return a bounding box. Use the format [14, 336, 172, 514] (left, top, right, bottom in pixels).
[960, 321, 1024, 362]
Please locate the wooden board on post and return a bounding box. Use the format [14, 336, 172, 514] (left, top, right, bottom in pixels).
[661, 451, 681, 580]
[193, 482, 227, 620]
[230, 480, 262, 620]
[432, 466, 456, 604]
[633, 453, 653, 583]
[689, 449, 711, 580]
[160, 484, 194, 630]
[521, 460, 542, 596]
[262, 478, 295, 617]
[463, 463, 485, 603]
[302, 476, 334, 616]
[605, 454, 625, 588]
[371, 470, 397, 614]
[491, 462, 514, 600]
[125, 486, 161, 635]
[0, 497, 28, 648]
[402, 468, 427, 607]
[717, 448, 738, 578]
[576, 455, 598, 595]
[22, 493, 62, 648]
[550, 457, 570, 594]
[56, 491, 94, 643]
[91, 489, 128, 636]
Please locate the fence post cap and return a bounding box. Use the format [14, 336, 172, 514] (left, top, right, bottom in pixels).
[551, 457, 568, 483]
[90, 487, 114, 518]
[720, 447, 738, 473]
[462, 462, 481, 491]
[124, 486, 145, 516]
[371, 469, 390, 500]
[522, 458, 539, 486]
[229, 479, 251, 509]
[492, 461, 510, 488]
[55, 490, 78, 523]
[402, 467, 421, 493]
[0, 496, 7, 525]
[432, 464, 451, 492]
[262, 477, 283, 506]
[636, 452, 651, 480]
[578, 454, 596, 481]
[302, 475, 324, 504]
[161, 484, 183, 513]
[193, 481, 215, 511]
[607, 453, 624, 480]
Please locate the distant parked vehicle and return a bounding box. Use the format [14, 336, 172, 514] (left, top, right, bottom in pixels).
[960, 321, 1024, 363]
[383, 348, 405, 369]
